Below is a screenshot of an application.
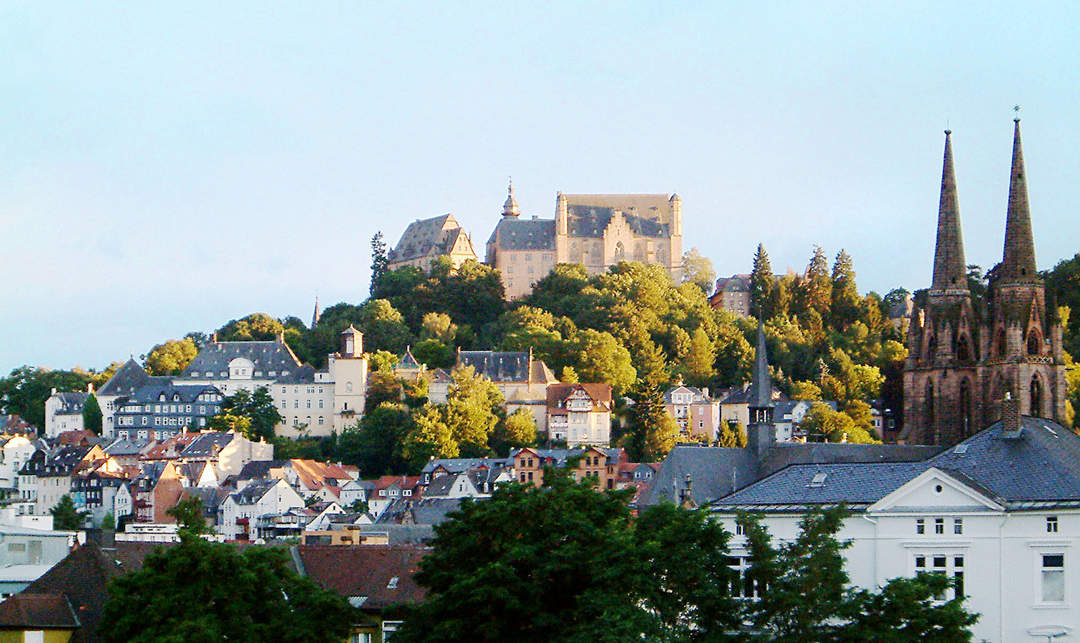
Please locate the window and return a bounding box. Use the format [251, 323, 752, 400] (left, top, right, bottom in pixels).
[726, 556, 761, 599]
[953, 518, 963, 535]
[349, 634, 373, 643]
[1047, 516, 1059, 533]
[914, 553, 964, 600]
[1041, 554, 1065, 602]
[735, 522, 745, 536]
[934, 518, 944, 534]
[916, 519, 925, 534]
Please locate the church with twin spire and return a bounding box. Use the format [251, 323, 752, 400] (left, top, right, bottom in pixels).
[901, 119, 1067, 445]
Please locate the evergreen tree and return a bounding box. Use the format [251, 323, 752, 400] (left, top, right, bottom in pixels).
[50, 495, 87, 531]
[798, 245, 833, 320]
[830, 249, 861, 329]
[82, 393, 102, 435]
[370, 231, 389, 295]
[681, 328, 716, 387]
[624, 386, 679, 461]
[750, 243, 776, 319]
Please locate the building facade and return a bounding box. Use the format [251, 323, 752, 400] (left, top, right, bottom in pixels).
[386, 213, 479, 273]
[112, 383, 224, 441]
[546, 383, 613, 447]
[43, 389, 90, 438]
[903, 123, 1067, 445]
[486, 185, 684, 299]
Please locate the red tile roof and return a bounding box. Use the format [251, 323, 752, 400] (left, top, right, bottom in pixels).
[0, 593, 80, 629]
[296, 545, 428, 610]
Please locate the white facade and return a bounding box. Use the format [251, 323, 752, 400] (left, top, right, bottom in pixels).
[0, 437, 36, 492]
[218, 479, 305, 541]
[43, 390, 88, 438]
[713, 468, 1079, 642]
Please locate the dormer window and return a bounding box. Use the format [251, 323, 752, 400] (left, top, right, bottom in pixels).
[808, 473, 827, 488]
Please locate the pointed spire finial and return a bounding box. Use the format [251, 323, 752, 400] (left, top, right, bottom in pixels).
[1013, 104, 1021, 122]
[502, 176, 520, 217]
[930, 128, 966, 293]
[749, 318, 773, 409]
[312, 296, 321, 329]
[1000, 114, 1037, 281]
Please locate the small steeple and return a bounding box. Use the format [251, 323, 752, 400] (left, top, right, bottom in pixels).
[748, 319, 773, 410]
[1000, 114, 1038, 281]
[930, 129, 967, 292]
[502, 177, 520, 217]
[311, 296, 321, 329]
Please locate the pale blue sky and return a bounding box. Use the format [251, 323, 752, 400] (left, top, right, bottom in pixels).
[2, 2, 1078, 372]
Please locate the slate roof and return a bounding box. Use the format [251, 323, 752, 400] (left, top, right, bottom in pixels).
[488, 218, 556, 250]
[295, 545, 427, 610]
[388, 214, 471, 262]
[712, 417, 1080, 510]
[350, 524, 437, 545]
[186, 486, 230, 514]
[181, 341, 301, 379]
[119, 383, 220, 405]
[103, 438, 149, 456]
[179, 432, 235, 458]
[237, 459, 287, 482]
[230, 478, 280, 505]
[566, 207, 670, 239]
[397, 348, 421, 370]
[423, 474, 461, 497]
[51, 392, 89, 414]
[97, 359, 171, 397]
[421, 457, 509, 475]
[457, 351, 557, 384]
[663, 385, 713, 405]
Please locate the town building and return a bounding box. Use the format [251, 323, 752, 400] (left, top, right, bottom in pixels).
[707, 274, 751, 316]
[664, 384, 721, 442]
[386, 213, 479, 273]
[512, 446, 625, 491]
[218, 478, 305, 541]
[486, 186, 684, 299]
[111, 383, 224, 441]
[429, 350, 558, 431]
[546, 383, 613, 447]
[902, 122, 1068, 445]
[43, 388, 92, 438]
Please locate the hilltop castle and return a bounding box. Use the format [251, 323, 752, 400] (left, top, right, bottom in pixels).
[901, 120, 1067, 445]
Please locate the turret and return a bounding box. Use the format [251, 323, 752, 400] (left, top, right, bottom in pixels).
[502, 178, 520, 218]
[669, 193, 682, 236]
[340, 326, 363, 357]
[556, 192, 568, 236]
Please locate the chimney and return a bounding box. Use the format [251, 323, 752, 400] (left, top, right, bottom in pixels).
[1001, 392, 1022, 436]
[87, 383, 94, 393]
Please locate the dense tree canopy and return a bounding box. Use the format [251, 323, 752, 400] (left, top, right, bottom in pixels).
[144, 338, 199, 376]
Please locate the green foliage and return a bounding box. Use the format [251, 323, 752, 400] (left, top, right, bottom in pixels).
[100, 512, 115, 530]
[623, 386, 679, 461]
[50, 495, 87, 531]
[368, 349, 399, 373]
[400, 404, 458, 471]
[681, 327, 716, 387]
[681, 247, 716, 294]
[82, 393, 103, 434]
[490, 408, 537, 455]
[216, 313, 284, 342]
[738, 506, 977, 641]
[718, 420, 747, 448]
[101, 538, 353, 643]
[144, 338, 199, 375]
[166, 497, 208, 541]
[750, 243, 776, 319]
[370, 231, 389, 295]
[1045, 253, 1080, 357]
[412, 338, 455, 369]
[799, 402, 879, 444]
[568, 329, 636, 394]
[830, 250, 861, 330]
[0, 366, 94, 429]
[211, 387, 280, 441]
[346, 403, 413, 477]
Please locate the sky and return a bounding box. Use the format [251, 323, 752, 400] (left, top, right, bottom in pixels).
[2, 2, 1078, 373]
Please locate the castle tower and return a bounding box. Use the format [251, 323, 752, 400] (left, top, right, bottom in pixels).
[903, 130, 980, 445]
[502, 178, 520, 218]
[979, 117, 1067, 425]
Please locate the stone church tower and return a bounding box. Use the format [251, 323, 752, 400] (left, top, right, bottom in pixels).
[903, 120, 1067, 445]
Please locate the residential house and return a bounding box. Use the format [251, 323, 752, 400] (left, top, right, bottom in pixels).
[27, 447, 91, 517]
[546, 383, 613, 447]
[339, 479, 376, 510]
[707, 274, 751, 316]
[368, 477, 422, 519]
[218, 478, 305, 541]
[511, 446, 624, 490]
[772, 400, 837, 442]
[177, 431, 273, 479]
[664, 384, 721, 442]
[43, 388, 91, 439]
[0, 437, 37, 497]
[294, 544, 427, 642]
[710, 405, 1080, 643]
[422, 472, 488, 500]
[0, 525, 78, 599]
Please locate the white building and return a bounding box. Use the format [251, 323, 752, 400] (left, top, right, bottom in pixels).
[96, 329, 369, 440]
[0, 436, 37, 494]
[218, 478, 305, 541]
[546, 383, 613, 447]
[43, 388, 91, 438]
[710, 411, 1080, 643]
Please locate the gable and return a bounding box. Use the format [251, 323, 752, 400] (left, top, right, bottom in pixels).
[868, 467, 1004, 513]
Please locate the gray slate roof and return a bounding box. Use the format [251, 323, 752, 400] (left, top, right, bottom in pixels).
[118, 383, 220, 405]
[421, 457, 509, 475]
[181, 341, 301, 379]
[566, 207, 669, 238]
[52, 392, 89, 414]
[97, 359, 165, 397]
[488, 218, 556, 250]
[180, 432, 235, 458]
[458, 351, 530, 382]
[389, 214, 467, 262]
[712, 417, 1080, 510]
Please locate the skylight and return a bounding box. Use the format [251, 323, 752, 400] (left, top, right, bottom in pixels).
[953, 444, 968, 454]
[808, 472, 828, 488]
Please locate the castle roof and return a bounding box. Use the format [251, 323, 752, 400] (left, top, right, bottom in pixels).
[181, 341, 302, 379]
[388, 214, 474, 263]
[487, 217, 556, 250]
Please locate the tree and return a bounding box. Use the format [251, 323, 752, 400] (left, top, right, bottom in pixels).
[799, 402, 878, 444]
[717, 420, 747, 448]
[210, 387, 280, 441]
[215, 313, 284, 342]
[369, 349, 399, 373]
[830, 249, 860, 330]
[101, 536, 353, 642]
[442, 367, 504, 457]
[370, 231, 389, 295]
[798, 245, 832, 320]
[412, 338, 455, 369]
[624, 386, 679, 461]
[490, 408, 537, 455]
[50, 495, 87, 531]
[101, 512, 115, 530]
[681, 328, 716, 387]
[568, 329, 636, 394]
[166, 497, 208, 540]
[738, 506, 977, 642]
[144, 338, 199, 375]
[421, 312, 458, 344]
[358, 299, 413, 354]
[400, 405, 458, 472]
[750, 243, 776, 319]
[82, 393, 103, 434]
[0, 366, 93, 428]
[344, 402, 413, 477]
[681, 247, 716, 294]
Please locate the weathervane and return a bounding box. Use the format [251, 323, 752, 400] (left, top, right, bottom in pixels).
[1013, 104, 1022, 121]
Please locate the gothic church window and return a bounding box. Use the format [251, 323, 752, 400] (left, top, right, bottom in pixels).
[957, 335, 971, 362]
[996, 330, 1007, 358]
[1027, 331, 1041, 355]
[1031, 376, 1043, 418]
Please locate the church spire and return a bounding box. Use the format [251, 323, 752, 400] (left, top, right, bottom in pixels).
[502, 177, 520, 217]
[930, 130, 967, 292]
[312, 296, 321, 329]
[748, 319, 773, 409]
[1000, 115, 1037, 281]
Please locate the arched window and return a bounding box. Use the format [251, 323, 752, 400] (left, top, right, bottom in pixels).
[1027, 331, 1040, 355]
[1030, 376, 1043, 418]
[996, 329, 1007, 358]
[927, 333, 938, 360]
[959, 379, 973, 437]
[614, 241, 625, 261]
[345, 381, 353, 393]
[957, 335, 971, 362]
